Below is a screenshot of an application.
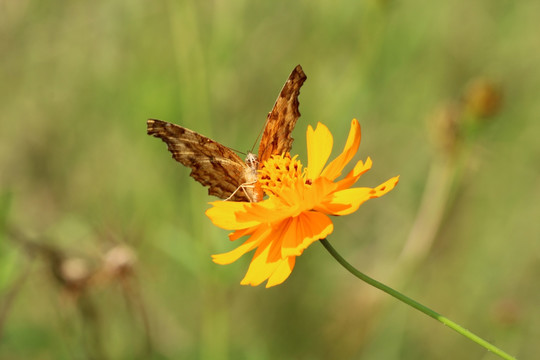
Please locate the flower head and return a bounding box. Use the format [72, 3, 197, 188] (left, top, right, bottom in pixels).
[206, 119, 399, 287]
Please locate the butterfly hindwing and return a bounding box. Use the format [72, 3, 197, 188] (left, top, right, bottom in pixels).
[147, 119, 251, 201]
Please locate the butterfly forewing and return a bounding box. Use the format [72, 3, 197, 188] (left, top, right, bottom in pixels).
[147, 119, 251, 201]
[257, 65, 307, 166]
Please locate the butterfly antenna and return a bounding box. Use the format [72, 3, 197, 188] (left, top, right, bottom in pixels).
[250, 116, 270, 154]
[230, 147, 247, 156]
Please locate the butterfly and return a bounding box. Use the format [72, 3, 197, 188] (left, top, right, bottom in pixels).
[147, 65, 307, 202]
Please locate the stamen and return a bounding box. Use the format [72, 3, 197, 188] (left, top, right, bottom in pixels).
[258, 153, 305, 197]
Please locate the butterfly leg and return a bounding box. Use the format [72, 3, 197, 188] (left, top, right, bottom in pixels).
[240, 182, 257, 202]
[224, 181, 257, 202]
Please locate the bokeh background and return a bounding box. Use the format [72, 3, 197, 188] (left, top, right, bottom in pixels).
[1, 1, 539, 359]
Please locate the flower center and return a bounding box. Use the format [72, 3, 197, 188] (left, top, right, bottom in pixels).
[258, 154, 305, 197]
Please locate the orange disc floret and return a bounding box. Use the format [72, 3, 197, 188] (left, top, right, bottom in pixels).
[258, 154, 305, 197]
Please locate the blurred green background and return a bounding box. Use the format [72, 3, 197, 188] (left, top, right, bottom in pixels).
[1, 0, 539, 359]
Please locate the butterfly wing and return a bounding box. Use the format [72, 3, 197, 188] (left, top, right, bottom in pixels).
[257, 65, 307, 165]
[147, 119, 251, 201]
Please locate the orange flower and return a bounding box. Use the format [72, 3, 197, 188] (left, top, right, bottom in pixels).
[206, 119, 399, 287]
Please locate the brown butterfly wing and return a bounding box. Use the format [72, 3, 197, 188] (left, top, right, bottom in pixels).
[257, 65, 307, 165]
[147, 119, 251, 201]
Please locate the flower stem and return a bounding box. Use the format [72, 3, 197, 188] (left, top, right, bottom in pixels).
[320, 238, 517, 360]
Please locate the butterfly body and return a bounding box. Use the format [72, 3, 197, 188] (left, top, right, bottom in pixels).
[147, 65, 306, 202]
[241, 152, 263, 202]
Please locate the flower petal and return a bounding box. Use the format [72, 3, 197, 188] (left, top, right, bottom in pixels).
[282, 211, 333, 257]
[307, 122, 333, 179]
[320, 119, 361, 181]
[212, 224, 273, 264]
[266, 256, 295, 288]
[206, 201, 255, 230]
[334, 157, 373, 191]
[240, 237, 280, 287]
[235, 197, 290, 224]
[228, 227, 255, 241]
[322, 176, 400, 216]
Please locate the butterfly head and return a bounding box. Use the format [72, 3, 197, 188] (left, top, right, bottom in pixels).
[245, 152, 259, 171]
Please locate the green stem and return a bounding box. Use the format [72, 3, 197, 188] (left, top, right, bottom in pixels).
[320, 238, 517, 360]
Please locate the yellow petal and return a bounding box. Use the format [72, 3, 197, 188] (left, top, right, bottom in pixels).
[266, 257, 296, 288]
[280, 216, 300, 256]
[228, 227, 255, 241]
[205, 201, 257, 229]
[321, 119, 361, 181]
[307, 122, 333, 179]
[212, 224, 272, 265]
[319, 188, 372, 215]
[334, 157, 373, 191]
[282, 211, 334, 257]
[372, 176, 400, 197]
[235, 197, 289, 224]
[323, 176, 400, 216]
[266, 218, 291, 262]
[240, 238, 279, 286]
